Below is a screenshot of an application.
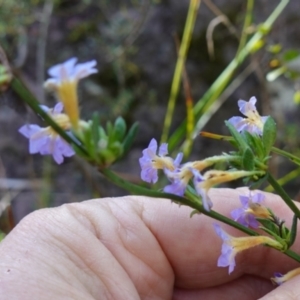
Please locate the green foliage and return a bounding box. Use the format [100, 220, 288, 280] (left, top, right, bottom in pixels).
[262, 117, 277, 156]
[77, 115, 138, 167]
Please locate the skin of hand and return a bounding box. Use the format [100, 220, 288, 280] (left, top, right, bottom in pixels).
[0, 188, 299, 300]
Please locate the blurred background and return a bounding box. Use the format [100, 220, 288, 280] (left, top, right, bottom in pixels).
[0, 0, 300, 233]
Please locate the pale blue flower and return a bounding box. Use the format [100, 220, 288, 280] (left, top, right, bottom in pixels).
[231, 192, 265, 228]
[44, 57, 98, 128]
[19, 103, 75, 164]
[228, 96, 268, 135]
[139, 138, 183, 184]
[46, 57, 97, 85]
[214, 224, 236, 274]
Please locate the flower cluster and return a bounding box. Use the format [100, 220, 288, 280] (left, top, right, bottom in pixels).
[20, 58, 98, 164]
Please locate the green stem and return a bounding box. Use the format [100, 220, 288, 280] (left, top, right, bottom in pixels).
[236, 0, 254, 56]
[161, 0, 201, 143]
[267, 173, 300, 219]
[272, 146, 300, 166]
[265, 168, 300, 192]
[101, 168, 300, 263]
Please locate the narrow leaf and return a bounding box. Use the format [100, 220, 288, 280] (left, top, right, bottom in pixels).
[242, 148, 255, 170]
[225, 121, 248, 152]
[262, 117, 277, 155]
[122, 122, 139, 155]
[288, 214, 298, 247]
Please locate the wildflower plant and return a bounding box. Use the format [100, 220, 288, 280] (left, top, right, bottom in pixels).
[5, 0, 300, 290]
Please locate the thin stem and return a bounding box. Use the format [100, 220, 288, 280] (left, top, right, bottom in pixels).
[265, 168, 300, 192]
[267, 173, 300, 219]
[272, 146, 300, 166]
[161, 0, 201, 143]
[236, 0, 254, 56]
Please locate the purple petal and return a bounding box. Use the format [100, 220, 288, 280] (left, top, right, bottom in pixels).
[227, 116, 247, 132]
[30, 135, 49, 154]
[164, 180, 186, 196]
[239, 195, 250, 207]
[19, 124, 42, 138]
[252, 192, 265, 203]
[214, 224, 236, 274]
[148, 138, 158, 154]
[48, 57, 78, 80]
[238, 97, 257, 116]
[53, 102, 64, 114]
[158, 143, 168, 156]
[174, 152, 183, 167]
[141, 167, 158, 183]
[73, 60, 98, 80]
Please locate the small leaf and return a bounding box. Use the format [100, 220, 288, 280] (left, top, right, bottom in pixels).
[190, 210, 200, 218]
[257, 218, 279, 236]
[282, 49, 300, 62]
[288, 214, 297, 247]
[243, 131, 264, 159]
[122, 122, 139, 155]
[225, 121, 248, 152]
[262, 117, 277, 155]
[112, 117, 126, 142]
[242, 148, 255, 170]
[91, 113, 100, 146]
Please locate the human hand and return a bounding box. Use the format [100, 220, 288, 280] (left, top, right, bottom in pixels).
[0, 189, 298, 299]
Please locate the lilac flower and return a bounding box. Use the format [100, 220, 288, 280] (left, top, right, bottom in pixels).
[44, 57, 98, 128]
[228, 96, 269, 135]
[162, 162, 195, 196]
[139, 138, 183, 184]
[271, 268, 300, 285]
[231, 192, 266, 228]
[191, 169, 255, 212]
[19, 103, 75, 164]
[214, 224, 283, 274]
[214, 224, 236, 274]
[46, 57, 97, 85]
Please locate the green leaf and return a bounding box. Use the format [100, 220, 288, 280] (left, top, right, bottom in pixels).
[243, 131, 264, 159]
[225, 121, 248, 152]
[242, 148, 255, 170]
[262, 117, 277, 155]
[190, 209, 200, 217]
[91, 113, 100, 145]
[248, 174, 268, 189]
[122, 122, 139, 155]
[112, 117, 127, 142]
[257, 218, 279, 237]
[282, 49, 300, 62]
[288, 214, 298, 247]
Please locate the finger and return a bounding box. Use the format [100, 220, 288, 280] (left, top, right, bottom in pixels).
[173, 274, 273, 300]
[0, 205, 142, 299]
